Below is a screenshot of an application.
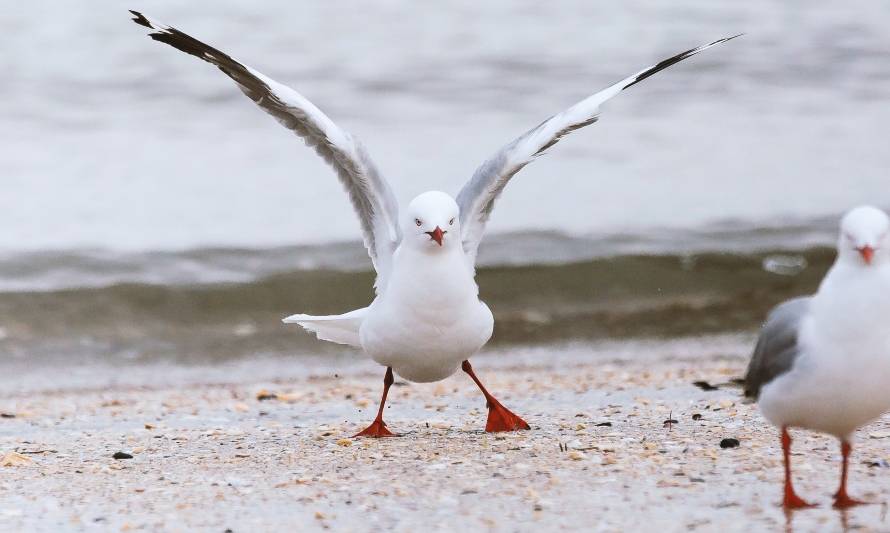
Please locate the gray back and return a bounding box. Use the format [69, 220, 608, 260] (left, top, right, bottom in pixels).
[743, 296, 812, 399]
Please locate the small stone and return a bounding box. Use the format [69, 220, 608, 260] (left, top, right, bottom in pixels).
[568, 451, 586, 461]
[869, 431, 890, 439]
[113, 452, 134, 460]
[256, 390, 277, 401]
[336, 438, 353, 447]
[719, 438, 740, 449]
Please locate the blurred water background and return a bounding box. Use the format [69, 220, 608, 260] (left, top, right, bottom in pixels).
[2, 1, 889, 369]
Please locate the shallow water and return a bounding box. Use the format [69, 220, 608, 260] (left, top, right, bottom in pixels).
[0, 245, 832, 365]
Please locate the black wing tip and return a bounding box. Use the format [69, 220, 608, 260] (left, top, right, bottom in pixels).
[706, 33, 744, 49]
[622, 33, 743, 90]
[127, 11, 248, 75]
[129, 10, 152, 28]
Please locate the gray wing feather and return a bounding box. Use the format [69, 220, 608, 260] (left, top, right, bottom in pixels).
[743, 296, 811, 399]
[131, 11, 401, 284]
[455, 115, 599, 264]
[456, 35, 740, 264]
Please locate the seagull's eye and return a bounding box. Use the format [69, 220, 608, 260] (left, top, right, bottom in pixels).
[415, 218, 422, 227]
[449, 218, 455, 226]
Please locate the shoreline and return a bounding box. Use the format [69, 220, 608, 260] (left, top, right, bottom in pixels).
[0, 334, 752, 394]
[3, 346, 890, 531]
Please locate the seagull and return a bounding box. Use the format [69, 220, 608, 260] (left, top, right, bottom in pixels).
[744, 206, 890, 509]
[131, 10, 737, 437]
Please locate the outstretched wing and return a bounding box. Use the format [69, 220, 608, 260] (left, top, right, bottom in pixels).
[131, 11, 401, 287]
[455, 35, 740, 264]
[743, 297, 811, 400]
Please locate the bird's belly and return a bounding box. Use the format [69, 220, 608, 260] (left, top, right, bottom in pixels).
[359, 302, 493, 383]
[760, 269, 890, 438]
[760, 347, 890, 438]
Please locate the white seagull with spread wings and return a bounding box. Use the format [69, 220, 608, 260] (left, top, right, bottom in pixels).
[132, 10, 737, 437]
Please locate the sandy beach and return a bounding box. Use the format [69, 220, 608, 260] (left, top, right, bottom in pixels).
[3, 341, 890, 532]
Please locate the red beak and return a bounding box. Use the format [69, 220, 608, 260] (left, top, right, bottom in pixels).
[859, 245, 875, 265]
[426, 226, 445, 246]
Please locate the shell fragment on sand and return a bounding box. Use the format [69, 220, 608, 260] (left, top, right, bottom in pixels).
[1, 452, 33, 466]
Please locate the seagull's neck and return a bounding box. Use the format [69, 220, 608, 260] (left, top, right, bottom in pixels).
[820, 258, 890, 294]
[394, 244, 471, 275]
[384, 243, 478, 303]
[812, 259, 890, 328]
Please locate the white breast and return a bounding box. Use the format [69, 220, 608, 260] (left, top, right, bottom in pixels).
[359, 245, 494, 383]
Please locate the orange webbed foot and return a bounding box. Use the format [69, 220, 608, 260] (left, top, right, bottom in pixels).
[484, 400, 530, 432]
[833, 492, 867, 510]
[353, 419, 397, 438]
[782, 490, 816, 511]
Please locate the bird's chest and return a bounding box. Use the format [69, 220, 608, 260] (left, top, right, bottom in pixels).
[801, 276, 890, 401]
[809, 276, 890, 360]
[385, 249, 480, 320]
[360, 252, 493, 361]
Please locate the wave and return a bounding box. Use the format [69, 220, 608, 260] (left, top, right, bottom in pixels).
[0, 217, 840, 293]
[0, 244, 835, 364]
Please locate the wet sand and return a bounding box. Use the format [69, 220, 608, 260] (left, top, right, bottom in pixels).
[3, 344, 890, 532]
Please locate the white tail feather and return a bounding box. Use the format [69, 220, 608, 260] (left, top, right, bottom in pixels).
[282, 307, 368, 347]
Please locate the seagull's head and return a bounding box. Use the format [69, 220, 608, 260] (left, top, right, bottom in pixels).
[838, 206, 890, 267]
[405, 191, 460, 251]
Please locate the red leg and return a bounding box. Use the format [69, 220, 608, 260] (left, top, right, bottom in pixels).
[781, 427, 815, 510]
[833, 440, 867, 509]
[462, 360, 530, 432]
[353, 367, 397, 438]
